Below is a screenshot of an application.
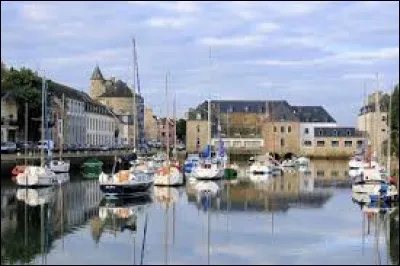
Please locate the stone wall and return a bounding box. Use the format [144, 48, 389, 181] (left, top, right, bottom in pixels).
[186, 120, 208, 152]
[301, 137, 364, 158]
[262, 121, 300, 156]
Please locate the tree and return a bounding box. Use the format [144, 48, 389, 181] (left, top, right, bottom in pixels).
[390, 84, 399, 157]
[176, 118, 186, 142]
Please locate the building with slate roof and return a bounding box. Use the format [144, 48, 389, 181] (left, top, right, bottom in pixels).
[1, 91, 18, 142]
[186, 99, 365, 158]
[89, 65, 145, 147]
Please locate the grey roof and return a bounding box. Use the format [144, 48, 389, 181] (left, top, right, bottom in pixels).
[314, 127, 364, 137]
[211, 100, 266, 113]
[267, 101, 299, 121]
[99, 80, 136, 98]
[90, 65, 104, 80]
[292, 106, 336, 123]
[359, 104, 388, 115]
[1, 91, 16, 101]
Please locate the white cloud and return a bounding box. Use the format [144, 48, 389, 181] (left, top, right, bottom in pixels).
[200, 35, 264, 47]
[20, 3, 55, 22]
[341, 73, 376, 80]
[255, 22, 280, 33]
[146, 17, 192, 28]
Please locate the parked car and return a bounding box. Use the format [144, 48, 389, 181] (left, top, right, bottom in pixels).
[1, 142, 17, 153]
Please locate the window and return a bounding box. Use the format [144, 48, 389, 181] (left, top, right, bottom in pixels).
[381, 128, 386, 132]
[333, 130, 337, 136]
[331, 170, 338, 177]
[346, 130, 351, 136]
[197, 125, 200, 133]
[304, 128, 309, 134]
[317, 141, 325, 147]
[288, 126, 291, 133]
[356, 140, 363, 147]
[382, 116, 386, 121]
[344, 141, 352, 147]
[281, 138, 285, 147]
[274, 126, 277, 132]
[304, 140, 312, 146]
[331, 141, 339, 147]
[317, 170, 325, 177]
[281, 126, 284, 133]
[319, 130, 323, 136]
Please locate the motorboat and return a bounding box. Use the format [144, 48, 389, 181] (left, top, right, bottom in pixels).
[15, 166, 69, 187]
[16, 187, 56, 206]
[99, 156, 153, 196]
[154, 161, 184, 186]
[11, 165, 27, 176]
[193, 159, 224, 180]
[249, 157, 273, 175]
[49, 159, 70, 173]
[281, 159, 296, 167]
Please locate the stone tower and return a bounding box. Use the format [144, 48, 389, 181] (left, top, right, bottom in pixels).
[89, 65, 105, 100]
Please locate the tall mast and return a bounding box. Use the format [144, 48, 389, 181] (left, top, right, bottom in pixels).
[173, 92, 177, 160]
[132, 38, 137, 149]
[387, 83, 393, 176]
[207, 47, 212, 150]
[375, 73, 380, 162]
[60, 94, 65, 160]
[363, 81, 368, 162]
[166, 72, 170, 160]
[41, 75, 45, 167]
[24, 102, 28, 166]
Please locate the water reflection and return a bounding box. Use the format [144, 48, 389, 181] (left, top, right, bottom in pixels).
[0, 159, 398, 265]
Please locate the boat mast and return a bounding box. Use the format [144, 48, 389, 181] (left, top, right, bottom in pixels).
[387, 85, 392, 177]
[207, 47, 212, 157]
[132, 38, 137, 150]
[363, 81, 368, 162]
[166, 72, 170, 161]
[173, 92, 177, 160]
[374, 73, 380, 163]
[41, 75, 45, 167]
[60, 93, 65, 160]
[24, 102, 28, 166]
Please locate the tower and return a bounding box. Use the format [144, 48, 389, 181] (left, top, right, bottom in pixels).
[89, 65, 105, 100]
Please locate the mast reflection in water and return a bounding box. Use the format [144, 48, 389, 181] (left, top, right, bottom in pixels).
[1, 160, 399, 265]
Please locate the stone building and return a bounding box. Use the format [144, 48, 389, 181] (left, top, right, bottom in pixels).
[89, 65, 145, 146]
[1, 92, 18, 142]
[144, 106, 159, 142]
[159, 117, 176, 148]
[357, 91, 389, 158]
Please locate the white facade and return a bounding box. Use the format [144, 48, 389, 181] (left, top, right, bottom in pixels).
[86, 112, 117, 146]
[65, 98, 86, 145]
[299, 122, 337, 148]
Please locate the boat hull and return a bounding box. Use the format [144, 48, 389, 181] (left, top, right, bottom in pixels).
[100, 182, 153, 196]
[224, 168, 238, 180]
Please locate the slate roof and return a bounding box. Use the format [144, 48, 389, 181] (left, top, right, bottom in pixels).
[359, 104, 388, 115]
[1, 91, 17, 101]
[314, 127, 364, 137]
[90, 65, 104, 80]
[291, 106, 336, 123]
[210, 100, 266, 113]
[267, 101, 299, 121]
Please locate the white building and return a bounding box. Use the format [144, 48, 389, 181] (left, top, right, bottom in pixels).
[292, 106, 337, 149]
[86, 101, 120, 147]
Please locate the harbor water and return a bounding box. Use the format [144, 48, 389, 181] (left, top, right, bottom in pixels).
[1, 159, 398, 265]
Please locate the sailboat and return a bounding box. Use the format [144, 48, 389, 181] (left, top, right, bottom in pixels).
[15, 74, 68, 187]
[193, 99, 224, 180]
[154, 72, 184, 186]
[49, 94, 70, 173]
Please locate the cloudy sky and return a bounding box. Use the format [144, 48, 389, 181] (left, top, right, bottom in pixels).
[1, 1, 399, 125]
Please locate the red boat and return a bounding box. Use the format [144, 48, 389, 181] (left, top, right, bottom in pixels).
[11, 165, 26, 176]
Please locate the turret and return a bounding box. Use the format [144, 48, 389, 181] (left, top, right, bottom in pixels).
[89, 65, 105, 100]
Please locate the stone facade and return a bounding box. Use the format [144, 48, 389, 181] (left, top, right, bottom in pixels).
[262, 121, 300, 156]
[144, 106, 159, 141]
[159, 118, 176, 148]
[186, 120, 208, 152]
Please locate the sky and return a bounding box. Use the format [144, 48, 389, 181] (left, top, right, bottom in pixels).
[1, 1, 399, 126]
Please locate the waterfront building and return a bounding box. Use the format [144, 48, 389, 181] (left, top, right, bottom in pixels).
[1, 92, 18, 142]
[144, 106, 159, 142]
[159, 117, 176, 148]
[89, 65, 145, 146]
[357, 91, 389, 158]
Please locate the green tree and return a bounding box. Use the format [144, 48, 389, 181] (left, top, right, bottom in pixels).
[1, 67, 43, 140]
[176, 118, 186, 142]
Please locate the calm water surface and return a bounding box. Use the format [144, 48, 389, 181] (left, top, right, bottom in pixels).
[1, 160, 398, 265]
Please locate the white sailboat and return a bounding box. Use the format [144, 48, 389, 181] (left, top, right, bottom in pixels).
[154, 72, 184, 186]
[15, 74, 68, 187]
[50, 94, 70, 173]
